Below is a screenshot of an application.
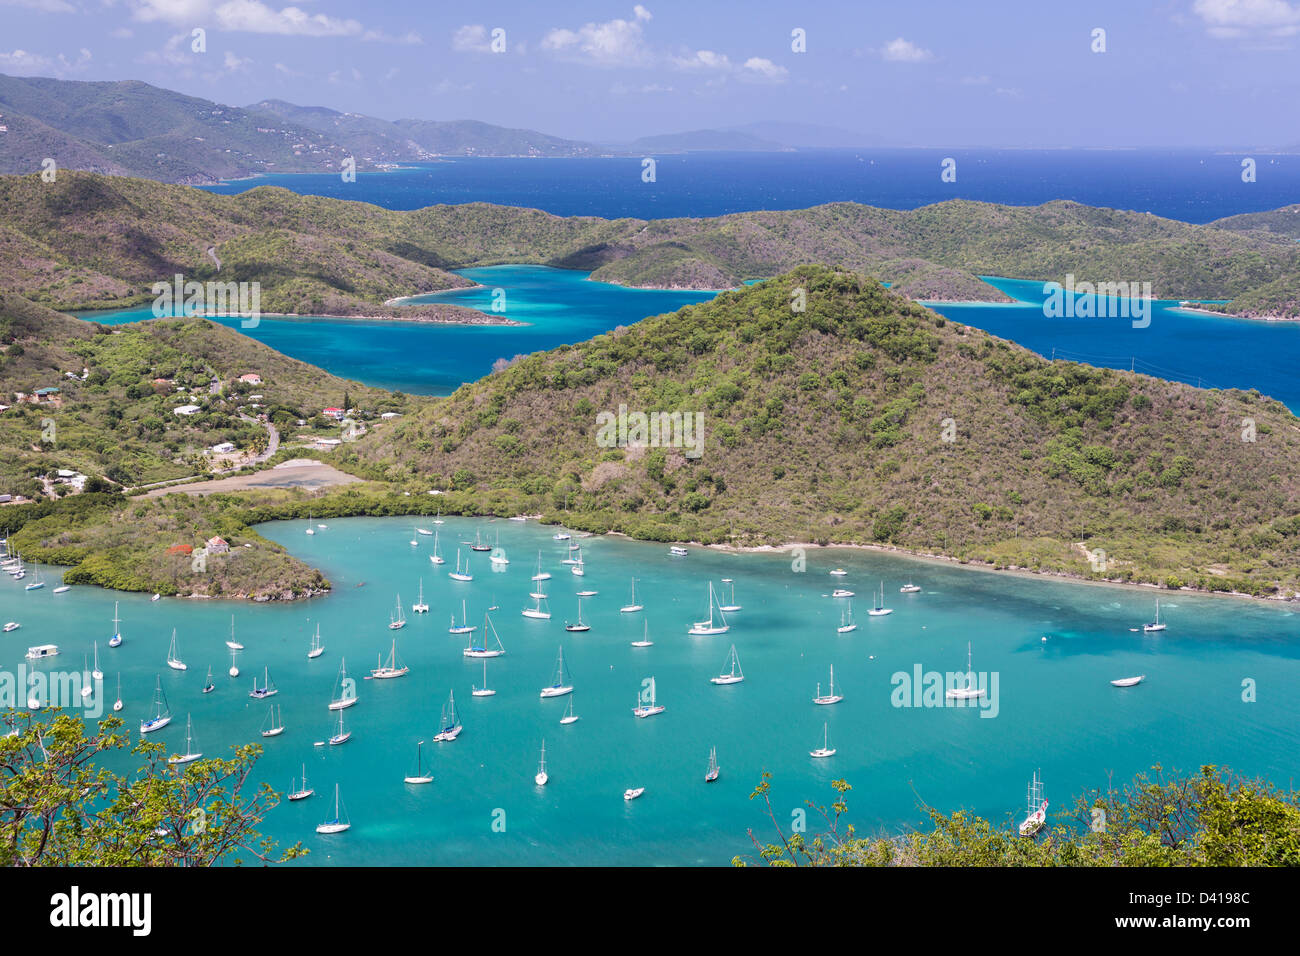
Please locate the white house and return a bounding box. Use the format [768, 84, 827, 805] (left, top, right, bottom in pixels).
[210, 442, 236, 454]
[173, 405, 201, 416]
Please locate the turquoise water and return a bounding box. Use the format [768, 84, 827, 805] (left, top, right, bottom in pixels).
[4, 518, 1299, 865]
[79, 265, 1300, 412]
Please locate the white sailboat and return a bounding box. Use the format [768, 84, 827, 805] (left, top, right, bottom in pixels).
[250, 666, 278, 699]
[631, 620, 653, 647]
[532, 552, 551, 581]
[867, 581, 893, 616]
[813, 665, 843, 705]
[810, 722, 836, 758]
[140, 676, 172, 734]
[633, 676, 665, 718]
[1110, 674, 1146, 687]
[560, 696, 580, 724]
[705, 746, 720, 782]
[688, 582, 730, 636]
[718, 578, 742, 613]
[448, 548, 473, 582]
[202, 665, 215, 694]
[534, 740, 549, 786]
[472, 659, 496, 697]
[167, 714, 202, 765]
[315, 784, 351, 833]
[328, 709, 351, 745]
[433, 508, 443, 525]
[165, 629, 186, 670]
[620, 577, 643, 613]
[410, 526, 418, 547]
[946, 642, 985, 700]
[412, 579, 429, 614]
[308, 624, 324, 659]
[432, 690, 462, 741]
[305, 513, 314, 535]
[449, 599, 477, 635]
[464, 612, 506, 658]
[710, 644, 744, 685]
[1142, 598, 1167, 632]
[417, 526, 433, 536]
[370, 638, 409, 678]
[288, 765, 314, 801]
[113, 672, 123, 712]
[261, 703, 285, 737]
[490, 530, 509, 565]
[429, 529, 446, 565]
[404, 741, 434, 784]
[539, 647, 574, 698]
[570, 547, 585, 576]
[523, 585, 552, 620]
[1019, 771, 1048, 837]
[564, 597, 591, 633]
[389, 594, 406, 630]
[329, 658, 358, 710]
[225, 615, 243, 650]
[91, 641, 103, 681]
[80, 654, 93, 698]
[228, 646, 239, 678]
[837, 602, 857, 633]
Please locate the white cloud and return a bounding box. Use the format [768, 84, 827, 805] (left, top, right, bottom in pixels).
[0, 0, 76, 11]
[1193, 0, 1300, 38]
[129, 0, 409, 39]
[0, 46, 91, 75]
[452, 24, 491, 52]
[671, 49, 732, 71]
[223, 49, 249, 70]
[879, 37, 933, 62]
[542, 6, 653, 66]
[741, 56, 788, 82]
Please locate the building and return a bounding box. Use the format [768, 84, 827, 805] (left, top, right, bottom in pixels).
[173, 404, 201, 416]
[239, 373, 262, 385]
[322, 407, 345, 421]
[206, 536, 230, 554]
[210, 442, 236, 454]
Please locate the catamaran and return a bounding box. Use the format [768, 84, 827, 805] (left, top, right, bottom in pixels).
[633, 676, 665, 718]
[1019, 770, 1048, 837]
[560, 695, 580, 724]
[705, 746, 720, 782]
[900, 581, 922, 593]
[330, 658, 358, 710]
[108, 602, 123, 647]
[429, 529, 446, 565]
[472, 659, 496, 697]
[1110, 674, 1146, 687]
[449, 548, 473, 582]
[810, 722, 836, 758]
[308, 624, 324, 659]
[837, 603, 857, 633]
[140, 676, 172, 734]
[631, 621, 653, 647]
[3, 622, 18, 633]
[389, 594, 406, 630]
[433, 690, 462, 741]
[167, 714, 202, 765]
[867, 581, 893, 616]
[534, 740, 549, 786]
[564, 597, 591, 632]
[225, 615, 243, 650]
[404, 741, 434, 784]
[813, 665, 843, 705]
[540, 647, 574, 698]
[688, 582, 730, 636]
[718, 578, 742, 613]
[250, 666, 278, 699]
[261, 703, 285, 737]
[449, 599, 477, 634]
[946, 643, 985, 700]
[1142, 598, 1167, 632]
[91, 641, 103, 681]
[620, 577, 643, 613]
[328, 709, 351, 745]
[165, 629, 187, 670]
[464, 612, 506, 658]
[412, 579, 429, 614]
[710, 644, 744, 685]
[201, 665, 215, 694]
[370, 638, 409, 678]
[316, 784, 351, 833]
[289, 765, 314, 801]
[669, 546, 688, 557]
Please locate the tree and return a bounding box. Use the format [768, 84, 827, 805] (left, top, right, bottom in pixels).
[0, 712, 304, 866]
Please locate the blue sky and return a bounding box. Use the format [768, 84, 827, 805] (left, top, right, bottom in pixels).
[1, 0, 1298, 147]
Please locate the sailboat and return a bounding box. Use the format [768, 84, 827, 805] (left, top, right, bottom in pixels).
[370, 638, 409, 678]
[167, 714, 202, 765]
[433, 690, 462, 741]
[710, 644, 744, 685]
[867, 581, 893, 616]
[412, 579, 429, 614]
[631, 620, 653, 647]
[228, 646, 239, 678]
[308, 624, 324, 659]
[553, 531, 571, 541]
[429, 529, 446, 565]
[837, 603, 857, 633]
[946, 643, 985, 700]
[410, 526, 419, 547]
[113, 673, 123, 712]
[472, 659, 496, 697]
[389, 594, 406, 630]
[416, 525, 433, 536]
[201, 665, 215, 694]
[810, 722, 836, 758]
[560, 696, 580, 724]
[688, 582, 730, 636]
[449, 548, 473, 582]
[165, 629, 186, 670]
[225, 616, 243, 650]
[813, 665, 843, 705]
[1110, 674, 1146, 687]
[718, 578, 742, 613]
[564, 597, 591, 633]
[531, 552, 551, 582]
[288, 765, 314, 801]
[433, 507, 444, 525]
[315, 784, 351, 833]
[24, 566, 44, 590]
[1019, 770, 1048, 837]
[250, 666, 278, 699]
[620, 578, 643, 613]
[534, 740, 549, 786]
[329, 658, 358, 710]
[470, 529, 492, 552]
[108, 602, 123, 648]
[633, 676, 665, 718]
[705, 746, 720, 782]
[449, 599, 477, 635]
[140, 676, 172, 734]
[490, 530, 509, 565]
[464, 612, 505, 658]
[91, 641, 103, 681]
[80, 654, 93, 698]
[305, 512, 315, 535]
[328, 708, 351, 745]
[404, 741, 434, 784]
[539, 647, 574, 698]
[261, 703, 284, 737]
[1142, 598, 1167, 632]
[571, 548, 586, 576]
[523, 585, 552, 620]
